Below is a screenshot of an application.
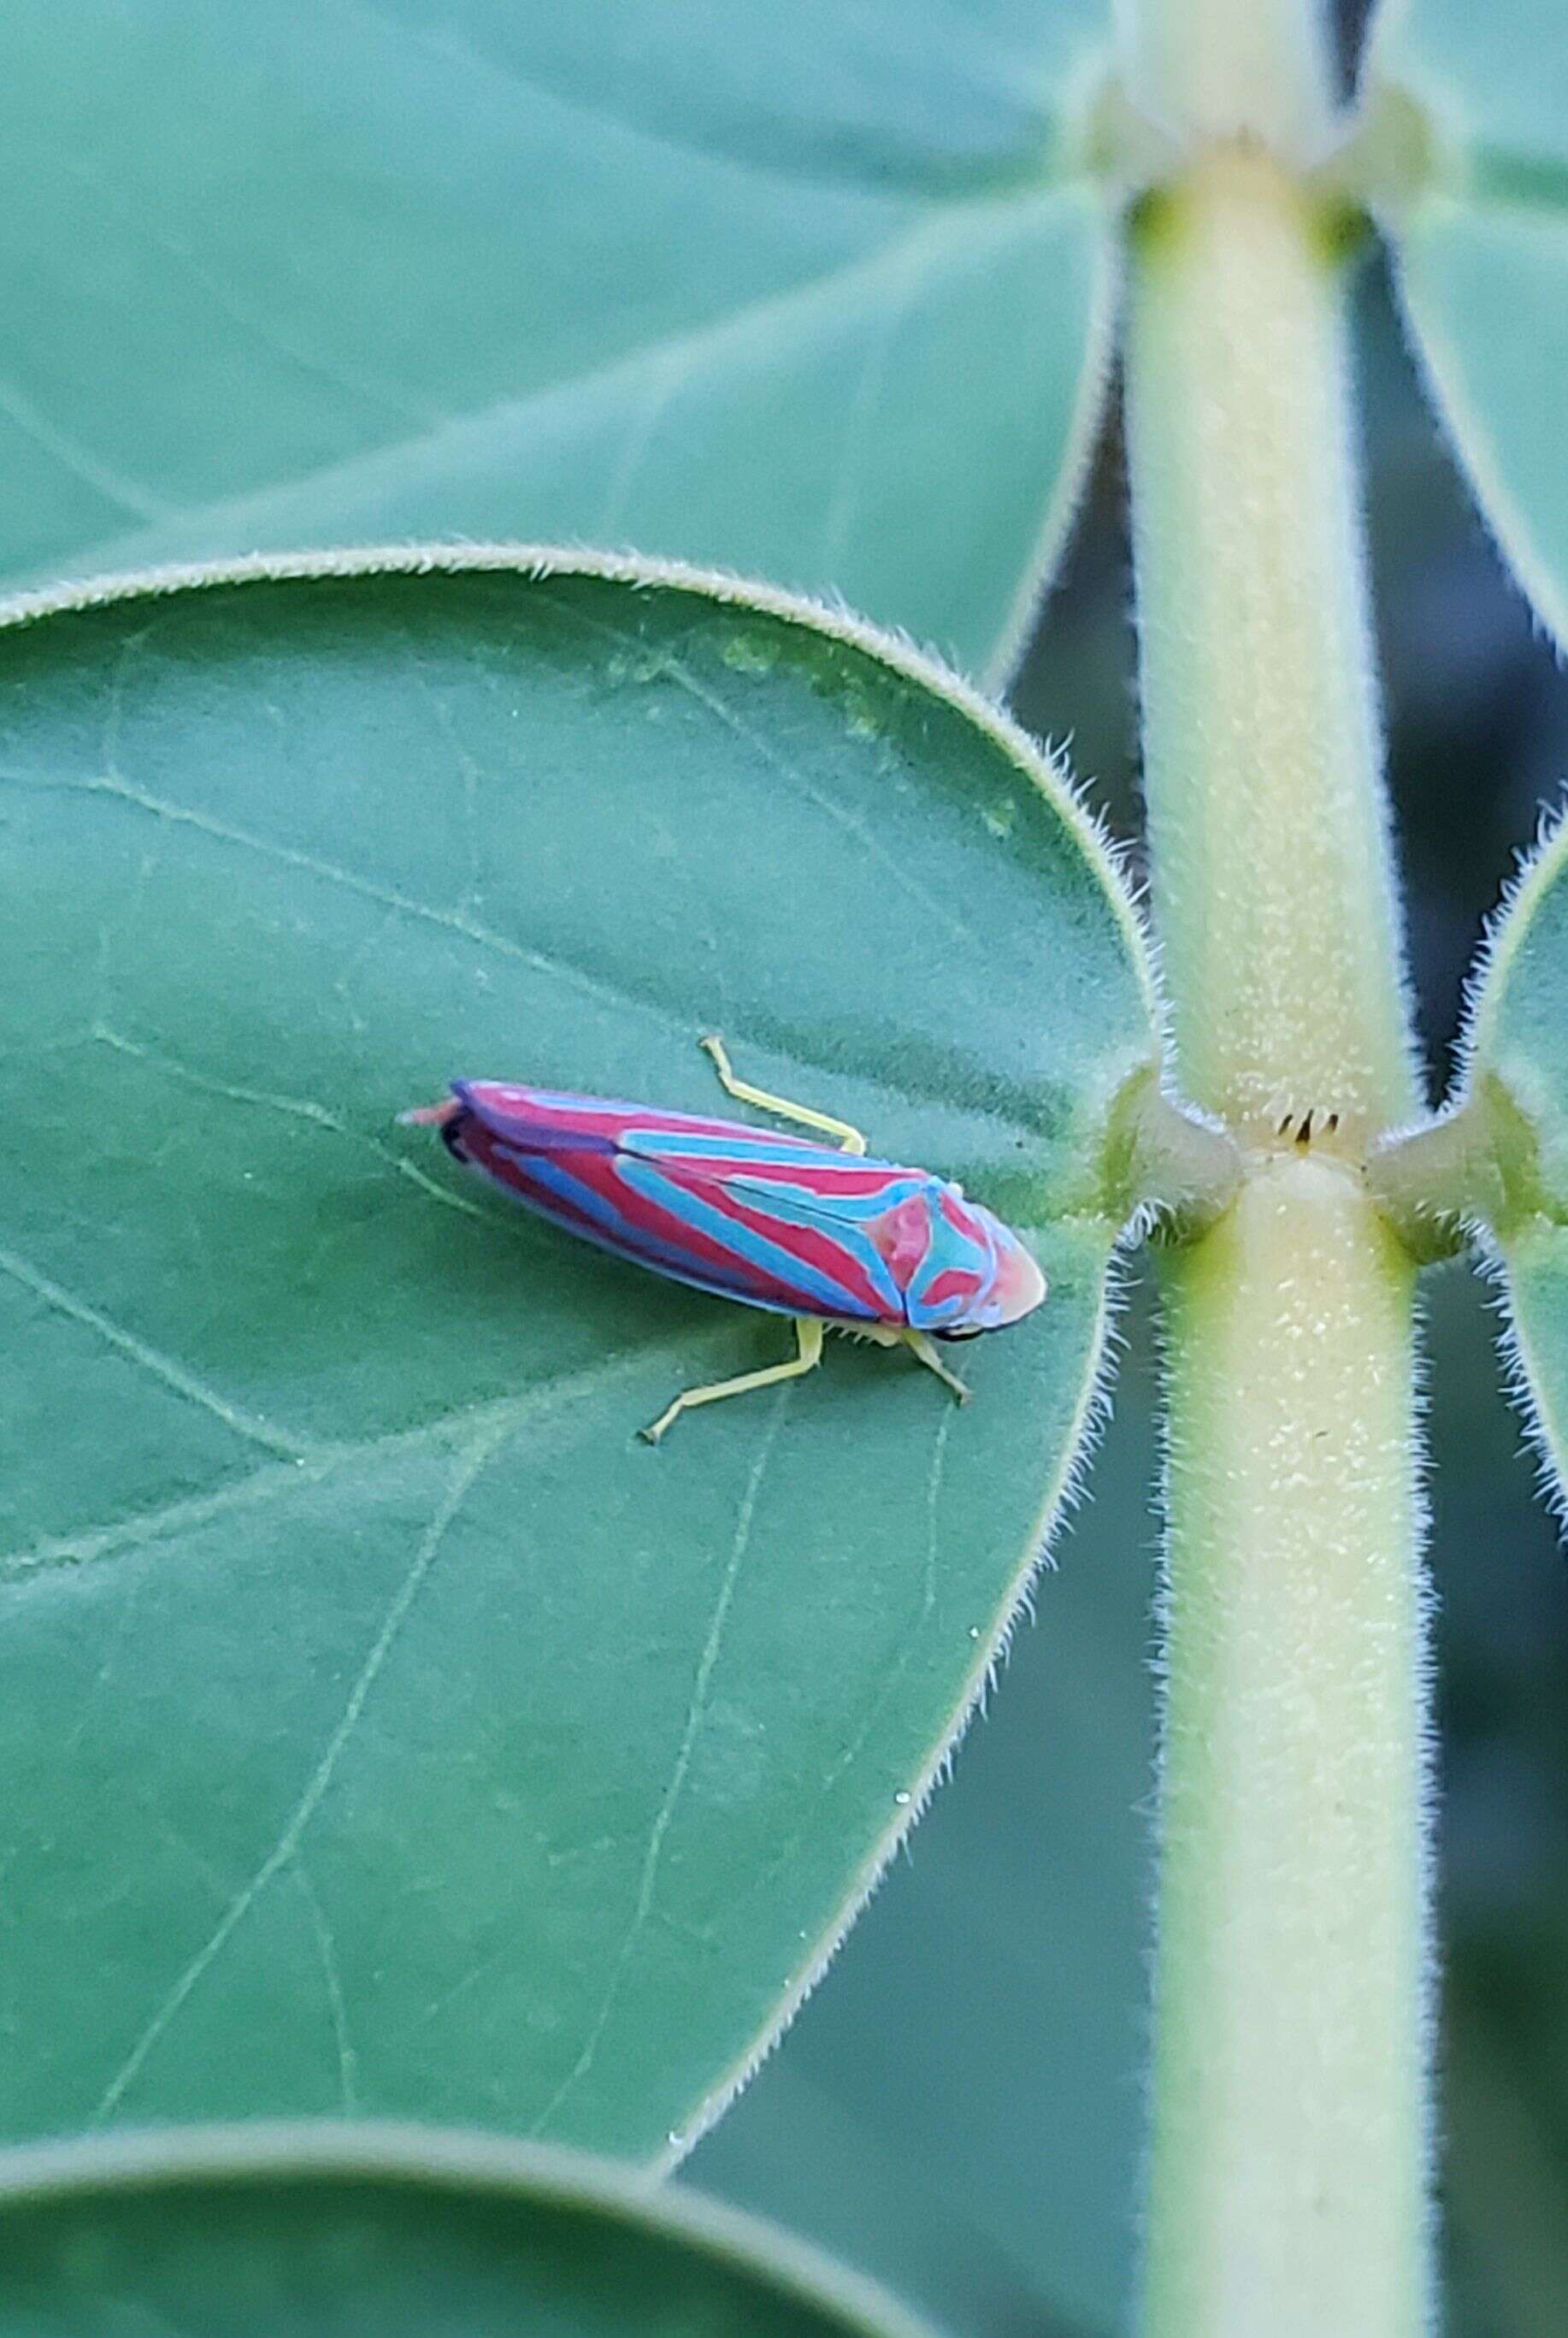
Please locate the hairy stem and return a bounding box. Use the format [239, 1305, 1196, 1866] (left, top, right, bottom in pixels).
[1152, 1162, 1428, 2335]
[1127, 149, 1415, 1141]
[1119, 20, 1433, 2329]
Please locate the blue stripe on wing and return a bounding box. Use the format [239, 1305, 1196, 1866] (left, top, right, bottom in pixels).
[491, 1144, 884, 1320]
[613, 1156, 893, 1319]
[487, 1145, 773, 1300]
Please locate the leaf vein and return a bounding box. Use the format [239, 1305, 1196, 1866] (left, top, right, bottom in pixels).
[89, 1431, 504, 2123]
[0, 1239, 306, 1463]
[91, 1023, 490, 1225]
[292, 1859, 360, 2117]
[527, 1396, 786, 2134]
[2, 766, 1047, 1138]
[0, 1332, 740, 1581]
[47, 192, 1063, 587]
[532, 592, 981, 950]
[0, 375, 175, 525]
[17, 767, 658, 1027]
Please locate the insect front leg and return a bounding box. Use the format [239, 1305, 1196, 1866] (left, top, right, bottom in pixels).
[640, 1315, 827, 1445]
[699, 1034, 867, 1155]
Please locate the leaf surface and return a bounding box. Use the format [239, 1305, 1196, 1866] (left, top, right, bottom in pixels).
[0, 551, 1155, 2151]
[0, 1, 1117, 670]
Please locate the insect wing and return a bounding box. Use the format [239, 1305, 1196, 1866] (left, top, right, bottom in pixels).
[451, 1083, 913, 1321]
[614, 1124, 943, 1322]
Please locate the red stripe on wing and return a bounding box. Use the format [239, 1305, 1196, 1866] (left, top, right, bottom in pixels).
[459, 1116, 890, 1318]
[647, 1160, 902, 1320]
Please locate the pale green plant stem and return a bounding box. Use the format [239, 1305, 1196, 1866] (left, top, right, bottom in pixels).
[1152, 1167, 1425, 2335]
[1127, 153, 1413, 1139]
[1119, 86, 1433, 2338]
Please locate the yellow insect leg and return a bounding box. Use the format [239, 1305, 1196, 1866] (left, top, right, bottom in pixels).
[640, 1315, 827, 1445]
[699, 1034, 867, 1155]
[903, 1331, 973, 1405]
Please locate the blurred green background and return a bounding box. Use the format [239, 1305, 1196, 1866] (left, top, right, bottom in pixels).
[691, 252, 1568, 2338]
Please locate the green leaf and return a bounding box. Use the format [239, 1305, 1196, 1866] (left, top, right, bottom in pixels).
[1367, 1, 1568, 642]
[0, 549, 1156, 2152]
[0, 0, 1117, 674]
[1448, 814, 1568, 1515]
[0, 2123, 933, 2337]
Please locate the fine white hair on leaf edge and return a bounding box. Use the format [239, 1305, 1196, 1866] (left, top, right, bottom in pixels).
[1448, 794, 1568, 1105]
[1470, 1232, 1568, 1541]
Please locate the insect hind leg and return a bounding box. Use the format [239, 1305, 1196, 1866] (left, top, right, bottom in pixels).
[640, 1316, 826, 1445]
[699, 1034, 867, 1155]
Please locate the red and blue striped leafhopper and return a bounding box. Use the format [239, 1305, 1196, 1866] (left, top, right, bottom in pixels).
[403, 1036, 1046, 1443]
